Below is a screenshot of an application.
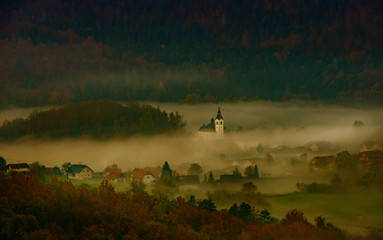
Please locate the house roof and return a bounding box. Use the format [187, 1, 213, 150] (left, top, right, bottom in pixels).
[181, 175, 199, 185]
[131, 169, 153, 179]
[105, 169, 125, 180]
[67, 164, 93, 174]
[140, 166, 162, 176]
[199, 118, 215, 132]
[6, 163, 30, 169]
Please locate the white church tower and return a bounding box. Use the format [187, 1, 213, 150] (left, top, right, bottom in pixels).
[215, 106, 224, 137]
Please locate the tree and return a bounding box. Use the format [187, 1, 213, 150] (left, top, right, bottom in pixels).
[253, 165, 259, 179]
[282, 209, 309, 225]
[61, 162, 72, 177]
[198, 198, 216, 212]
[229, 203, 239, 217]
[244, 166, 253, 178]
[208, 171, 214, 183]
[238, 202, 253, 220]
[103, 163, 120, 174]
[241, 182, 257, 193]
[232, 168, 241, 177]
[161, 161, 173, 179]
[30, 162, 46, 181]
[256, 144, 264, 155]
[187, 163, 203, 177]
[258, 209, 274, 225]
[0, 156, 6, 171]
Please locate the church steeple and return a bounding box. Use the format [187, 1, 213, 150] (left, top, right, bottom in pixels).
[215, 106, 224, 137]
[215, 107, 224, 120]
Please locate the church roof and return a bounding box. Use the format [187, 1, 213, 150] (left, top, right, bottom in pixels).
[215, 107, 224, 120]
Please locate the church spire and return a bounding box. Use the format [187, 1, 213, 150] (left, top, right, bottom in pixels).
[215, 106, 224, 120]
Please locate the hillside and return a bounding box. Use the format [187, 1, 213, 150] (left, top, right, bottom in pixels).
[0, 100, 186, 140]
[0, 0, 382, 107]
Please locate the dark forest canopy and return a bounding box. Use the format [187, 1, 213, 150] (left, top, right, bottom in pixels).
[0, 100, 186, 140]
[0, 0, 382, 108]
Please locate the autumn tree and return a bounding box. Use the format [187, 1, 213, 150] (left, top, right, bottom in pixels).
[0, 156, 6, 171]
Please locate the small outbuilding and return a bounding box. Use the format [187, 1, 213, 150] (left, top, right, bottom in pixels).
[5, 163, 30, 173]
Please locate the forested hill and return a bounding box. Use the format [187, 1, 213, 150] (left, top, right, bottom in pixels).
[0, 101, 186, 140]
[0, 0, 382, 107]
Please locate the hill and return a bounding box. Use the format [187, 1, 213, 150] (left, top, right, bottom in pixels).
[0, 100, 186, 140]
[0, 0, 382, 107]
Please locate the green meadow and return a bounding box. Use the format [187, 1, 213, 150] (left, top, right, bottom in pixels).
[265, 192, 383, 235]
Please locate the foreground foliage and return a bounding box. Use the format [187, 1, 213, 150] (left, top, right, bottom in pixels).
[1, 172, 379, 240]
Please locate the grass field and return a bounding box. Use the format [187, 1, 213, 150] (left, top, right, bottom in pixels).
[264, 192, 383, 236]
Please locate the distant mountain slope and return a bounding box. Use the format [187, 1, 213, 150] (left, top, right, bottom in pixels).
[0, 0, 382, 107]
[0, 100, 186, 140]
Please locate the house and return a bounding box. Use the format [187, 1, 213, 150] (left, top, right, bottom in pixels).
[180, 175, 200, 190]
[44, 167, 62, 176]
[131, 169, 156, 185]
[308, 156, 336, 171]
[105, 169, 128, 183]
[5, 163, 30, 173]
[67, 164, 93, 180]
[180, 175, 200, 185]
[358, 150, 383, 166]
[359, 141, 382, 152]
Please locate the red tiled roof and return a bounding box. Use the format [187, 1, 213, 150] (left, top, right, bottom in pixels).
[140, 166, 161, 176]
[105, 169, 125, 180]
[131, 169, 153, 179]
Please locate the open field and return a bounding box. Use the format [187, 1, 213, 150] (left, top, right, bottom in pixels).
[265, 192, 383, 236]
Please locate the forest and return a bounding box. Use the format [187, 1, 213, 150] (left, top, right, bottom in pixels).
[0, 100, 186, 140]
[3, 171, 380, 240]
[0, 0, 382, 108]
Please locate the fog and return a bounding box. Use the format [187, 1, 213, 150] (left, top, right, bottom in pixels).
[1, 101, 382, 176]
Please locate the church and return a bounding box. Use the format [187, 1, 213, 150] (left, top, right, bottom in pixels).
[198, 107, 224, 138]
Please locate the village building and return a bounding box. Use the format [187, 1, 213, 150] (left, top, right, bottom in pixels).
[67, 164, 93, 180]
[198, 106, 224, 138]
[131, 169, 156, 185]
[358, 150, 383, 166]
[180, 175, 200, 190]
[180, 175, 200, 185]
[308, 156, 336, 171]
[105, 169, 129, 183]
[5, 163, 30, 173]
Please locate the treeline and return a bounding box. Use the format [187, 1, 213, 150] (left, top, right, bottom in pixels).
[0, 100, 186, 140]
[0, 0, 382, 108]
[1, 172, 371, 240]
